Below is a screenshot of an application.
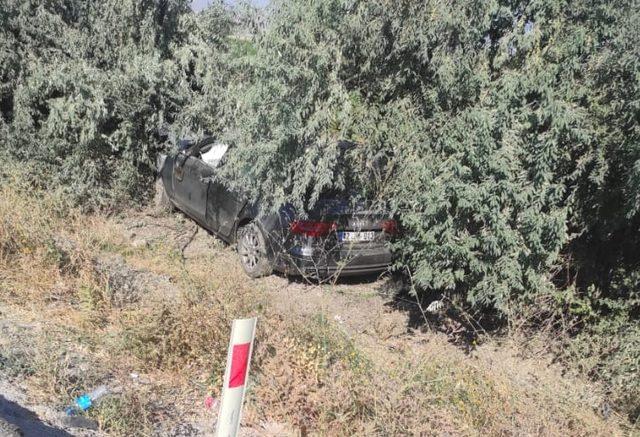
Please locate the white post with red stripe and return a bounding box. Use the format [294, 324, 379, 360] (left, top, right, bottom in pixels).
[216, 317, 257, 437]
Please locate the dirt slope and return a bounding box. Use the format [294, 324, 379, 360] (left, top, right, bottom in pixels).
[0, 203, 631, 436]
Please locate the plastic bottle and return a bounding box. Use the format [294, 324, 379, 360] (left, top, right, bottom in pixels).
[65, 385, 109, 416]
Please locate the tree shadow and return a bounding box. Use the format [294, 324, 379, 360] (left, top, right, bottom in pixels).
[380, 278, 500, 354]
[0, 395, 72, 437]
[274, 269, 384, 286]
[378, 277, 438, 329]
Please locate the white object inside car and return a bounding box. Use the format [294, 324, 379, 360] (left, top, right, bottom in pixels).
[200, 143, 229, 168]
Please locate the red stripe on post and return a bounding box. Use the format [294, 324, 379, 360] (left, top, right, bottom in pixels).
[228, 343, 251, 388]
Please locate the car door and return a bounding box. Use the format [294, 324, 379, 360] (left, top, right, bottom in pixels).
[172, 150, 213, 223]
[206, 176, 247, 240]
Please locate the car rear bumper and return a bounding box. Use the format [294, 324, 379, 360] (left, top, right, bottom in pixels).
[278, 244, 393, 278]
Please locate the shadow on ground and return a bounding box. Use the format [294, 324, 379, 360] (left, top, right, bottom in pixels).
[277, 270, 387, 286]
[0, 395, 72, 437]
[380, 279, 490, 354]
[379, 280, 439, 329]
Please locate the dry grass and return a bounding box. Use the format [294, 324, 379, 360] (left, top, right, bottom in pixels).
[0, 173, 633, 436]
[0, 173, 258, 434]
[247, 310, 626, 436]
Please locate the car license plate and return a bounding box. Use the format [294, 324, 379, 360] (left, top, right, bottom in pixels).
[338, 231, 376, 242]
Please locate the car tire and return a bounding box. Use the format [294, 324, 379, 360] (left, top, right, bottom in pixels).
[154, 177, 174, 213]
[236, 222, 273, 278]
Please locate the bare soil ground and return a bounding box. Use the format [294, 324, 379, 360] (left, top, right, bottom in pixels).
[0, 201, 632, 436]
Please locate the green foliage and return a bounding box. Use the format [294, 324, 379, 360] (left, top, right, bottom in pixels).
[0, 0, 233, 209]
[1, 0, 637, 311]
[214, 2, 639, 419]
[220, 0, 637, 310]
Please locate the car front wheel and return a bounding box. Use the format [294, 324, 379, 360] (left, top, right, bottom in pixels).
[236, 222, 273, 278]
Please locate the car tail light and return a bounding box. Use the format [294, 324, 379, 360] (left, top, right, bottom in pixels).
[290, 220, 337, 238]
[382, 219, 398, 235]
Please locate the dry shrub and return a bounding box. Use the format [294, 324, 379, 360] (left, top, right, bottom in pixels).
[250, 312, 447, 435]
[0, 169, 73, 253]
[118, 295, 232, 372]
[249, 310, 621, 436]
[0, 319, 108, 407]
[250, 317, 352, 432]
[91, 387, 153, 437]
[114, 249, 264, 374]
[0, 169, 96, 304]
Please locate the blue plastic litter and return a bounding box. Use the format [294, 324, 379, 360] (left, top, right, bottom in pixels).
[76, 394, 92, 410]
[65, 385, 108, 416]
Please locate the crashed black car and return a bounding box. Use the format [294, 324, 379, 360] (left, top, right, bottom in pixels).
[155, 137, 396, 278]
